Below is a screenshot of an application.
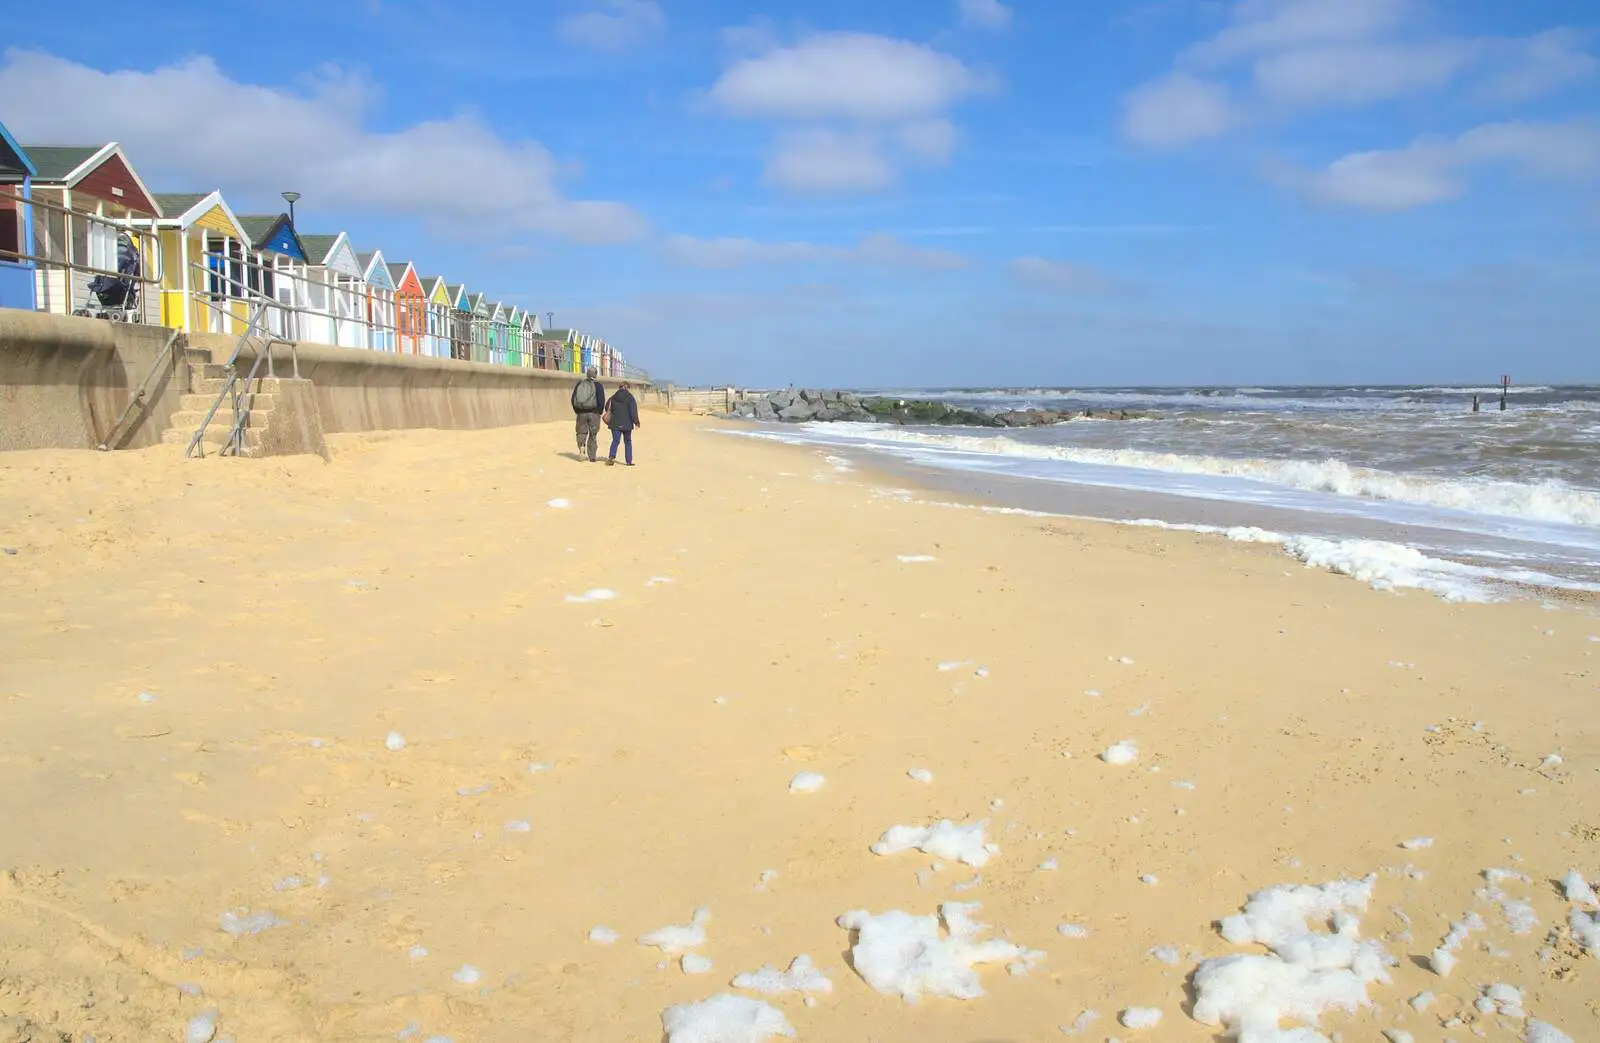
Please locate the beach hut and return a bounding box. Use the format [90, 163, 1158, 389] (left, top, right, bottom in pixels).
[357, 250, 396, 352]
[468, 292, 491, 363]
[237, 212, 306, 339]
[420, 275, 451, 357]
[541, 328, 581, 372]
[151, 191, 252, 334]
[0, 121, 36, 310]
[388, 261, 425, 355]
[18, 142, 161, 321]
[450, 284, 473, 361]
[518, 309, 543, 368]
[484, 300, 510, 365]
[297, 233, 366, 348]
[505, 306, 524, 367]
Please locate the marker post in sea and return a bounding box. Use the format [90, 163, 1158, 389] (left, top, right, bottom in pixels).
[1501, 374, 1510, 412]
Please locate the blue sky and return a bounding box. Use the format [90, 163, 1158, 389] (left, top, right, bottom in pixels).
[2, 0, 1598, 386]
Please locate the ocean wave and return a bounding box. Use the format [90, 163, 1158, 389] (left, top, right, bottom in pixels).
[799, 425, 1600, 527]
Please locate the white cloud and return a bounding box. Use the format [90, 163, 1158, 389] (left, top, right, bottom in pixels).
[763, 127, 898, 195]
[897, 117, 959, 162]
[558, 0, 665, 52]
[662, 232, 967, 270]
[1123, 0, 1598, 146]
[958, 0, 1013, 32]
[1250, 39, 1478, 107]
[1183, 0, 1412, 67]
[707, 31, 994, 196]
[1122, 73, 1236, 148]
[0, 48, 648, 244]
[709, 32, 988, 122]
[1479, 28, 1599, 102]
[1007, 257, 1127, 294]
[1285, 119, 1600, 211]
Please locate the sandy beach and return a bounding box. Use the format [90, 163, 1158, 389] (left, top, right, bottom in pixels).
[0, 413, 1596, 1043]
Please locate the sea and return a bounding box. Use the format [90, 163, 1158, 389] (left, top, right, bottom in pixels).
[722, 384, 1600, 604]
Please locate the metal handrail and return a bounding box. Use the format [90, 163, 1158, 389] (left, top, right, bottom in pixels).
[0, 186, 165, 287]
[186, 298, 271, 458]
[97, 327, 180, 451]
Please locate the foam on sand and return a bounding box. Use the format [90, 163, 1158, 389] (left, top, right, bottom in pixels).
[587, 925, 619, 945]
[1100, 740, 1139, 765]
[184, 1009, 219, 1043]
[871, 820, 996, 867]
[1561, 870, 1596, 906]
[639, 908, 711, 953]
[451, 965, 480, 985]
[682, 954, 714, 975]
[788, 771, 825, 794]
[546, 498, 570, 509]
[660, 994, 795, 1043]
[1192, 875, 1394, 1040]
[907, 767, 934, 783]
[897, 554, 937, 563]
[565, 589, 617, 604]
[1428, 911, 1485, 976]
[837, 902, 1040, 1002]
[384, 731, 406, 751]
[731, 954, 833, 995]
[1527, 1020, 1576, 1043]
[1119, 1007, 1162, 1029]
[219, 909, 284, 936]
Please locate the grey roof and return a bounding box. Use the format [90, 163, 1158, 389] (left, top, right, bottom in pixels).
[153, 192, 209, 219]
[386, 262, 413, 282]
[356, 250, 380, 269]
[20, 145, 101, 181]
[237, 214, 285, 245]
[298, 234, 341, 265]
[540, 328, 577, 342]
[446, 283, 466, 302]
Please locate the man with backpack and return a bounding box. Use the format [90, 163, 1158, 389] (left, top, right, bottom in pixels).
[571, 367, 606, 462]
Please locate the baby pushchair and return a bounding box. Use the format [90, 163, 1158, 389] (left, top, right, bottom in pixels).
[77, 231, 143, 322]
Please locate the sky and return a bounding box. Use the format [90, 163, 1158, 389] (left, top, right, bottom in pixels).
[2, 0, 1598, 387]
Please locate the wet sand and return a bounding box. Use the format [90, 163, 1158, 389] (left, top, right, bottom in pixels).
[0, 414, 1595, 1042]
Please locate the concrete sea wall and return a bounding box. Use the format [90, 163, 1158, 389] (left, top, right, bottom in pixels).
[0, 309, 644, 454]
[0, 308, 189, 451]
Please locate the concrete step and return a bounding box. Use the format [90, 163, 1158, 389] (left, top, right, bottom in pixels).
[191, 376, 295, 395]
[165, 402, 273, 434]
[177, 392, 279, 413]
[161, 425, 262, 453]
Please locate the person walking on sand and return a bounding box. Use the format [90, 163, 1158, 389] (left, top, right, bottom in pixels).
[604, 381, 642, 467]
[571, 367, 606, 462]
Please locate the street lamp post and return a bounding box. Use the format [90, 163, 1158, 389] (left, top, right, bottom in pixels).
[281, 191, 301, 229]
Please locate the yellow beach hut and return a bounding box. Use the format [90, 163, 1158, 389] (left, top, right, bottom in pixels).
[151, 191, 251, 335]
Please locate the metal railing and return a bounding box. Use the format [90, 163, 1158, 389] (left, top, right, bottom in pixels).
[0, 186, 164, 321]
[184, 262, 297, 457]
[0, 187, 642, 380]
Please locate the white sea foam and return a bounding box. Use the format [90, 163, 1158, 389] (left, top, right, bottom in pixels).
[1194, 875, 1392, 1040]
[546, 498, 570, 509]
[384, 731, 406, 751]
[788, 772, 825, 794]
[1561, 869, 1596, 906]
[1527, 1020, 1576, 1043]
[755, 424, 1600, 527]
[1101, 741, 1139, 765]
[682, 954, 714, 975]
[220, 909, 284, 936]
[1057, 923, 1089, 939]
[661, 995, 794, 1042]
[565, 589, 616, 604]
[731, 954, 833, 995]
[897, 554, 937, 563]
[1119, 1007, 1162, 1029]
[451, 965, 480, 985]
[837, 902, 1039, 1002]
[871, 820, 995, 866]
[588, 925, 619, 945]
[185, 1009, 218, 1043]
[908, 767, 935, 783]
[639, 908, 711, 953]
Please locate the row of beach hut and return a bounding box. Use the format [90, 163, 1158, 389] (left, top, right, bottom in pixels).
[0, 121, 630, 377]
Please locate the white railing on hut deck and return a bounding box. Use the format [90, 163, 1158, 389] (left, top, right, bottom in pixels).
[180, 252, 583, 373]
[1, 187, 640, 378]
[0, 186, 164, 323]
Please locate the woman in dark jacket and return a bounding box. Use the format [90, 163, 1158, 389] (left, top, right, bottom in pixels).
[604, 381, 642, 466]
